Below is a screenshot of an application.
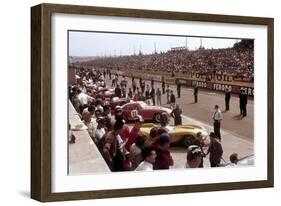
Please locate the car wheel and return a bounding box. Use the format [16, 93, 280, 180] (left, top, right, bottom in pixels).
[153, 113, 161, 123]
[183, 135, 196, 147]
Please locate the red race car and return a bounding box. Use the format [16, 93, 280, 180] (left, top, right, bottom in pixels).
[121, 101, 171, 123]
[105, 97, 130, 109]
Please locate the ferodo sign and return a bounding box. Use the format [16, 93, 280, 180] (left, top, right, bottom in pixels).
[213, 83, 254, 96]
[192, 81, 254, 96]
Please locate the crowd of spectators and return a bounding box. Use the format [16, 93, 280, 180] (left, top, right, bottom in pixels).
[80, 40, 254, 81]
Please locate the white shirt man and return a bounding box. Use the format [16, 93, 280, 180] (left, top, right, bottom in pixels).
[78, 92, 94, 105]
[213, 105, 223, 141]
[213, 108, 223, 121]
[135, 147, 156, 171]
[135, 160, 154, 171]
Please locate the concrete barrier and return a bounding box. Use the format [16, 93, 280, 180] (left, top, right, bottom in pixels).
[68, 101, 110, 175]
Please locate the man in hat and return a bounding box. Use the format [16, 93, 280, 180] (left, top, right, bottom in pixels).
[206, 132, 223, 167]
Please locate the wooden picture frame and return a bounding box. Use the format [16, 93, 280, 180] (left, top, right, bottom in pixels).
[31, 3, 274, 202]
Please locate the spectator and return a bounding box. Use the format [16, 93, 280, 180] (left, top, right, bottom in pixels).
[94, 117, 106, 144]
[103, 119, 125, 171]
[130, 134, 146, 170]
[170, 104, 182, 126]
[150, 86, 156, 106]
[242, 89, 248, 117]
[162, 79, 166, 94]
[77, 89, 94, 114]
[145, 85, 151, 105]
[225, 88, 231, 111]
[229, 153, 239, 165]
[135, 146, 157, 171]
[144, 127, 158, 146]
[68, 124, 76, 144]
[193, 85, 198, 103]
[206, 132, 223, 167]
[115, 84, 122, 98]
[156, 88, 162, 106]
[128, 88, 133, 99]
[186, 145, 203, 168]
[125, 115, 144, 151]
[121, 85, 126, 98]
[170, 90, 176, 108]
[176, 81, 181, 98]
[166, 85, 170, 104]
[153, 133, 174, 170]
[132, 77, 137, 93]
[82, 111, 96, 140]
[213, 105, 223, 141]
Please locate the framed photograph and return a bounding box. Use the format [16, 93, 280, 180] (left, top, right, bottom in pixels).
[31, 3, 274, 202]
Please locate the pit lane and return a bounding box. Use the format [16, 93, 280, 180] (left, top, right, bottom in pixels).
[105, 75, 254, 168]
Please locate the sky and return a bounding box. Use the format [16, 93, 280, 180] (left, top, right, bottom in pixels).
[69, 31, 241, 57]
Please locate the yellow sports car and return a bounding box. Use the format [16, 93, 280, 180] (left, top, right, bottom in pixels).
[140, 123, 209, 147]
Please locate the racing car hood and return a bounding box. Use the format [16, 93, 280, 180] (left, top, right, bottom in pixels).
[144, 106, 171, 113]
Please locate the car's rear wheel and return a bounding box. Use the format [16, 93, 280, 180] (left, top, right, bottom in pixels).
[153, 113, 161, 123]
[183, 135, 196, 147]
